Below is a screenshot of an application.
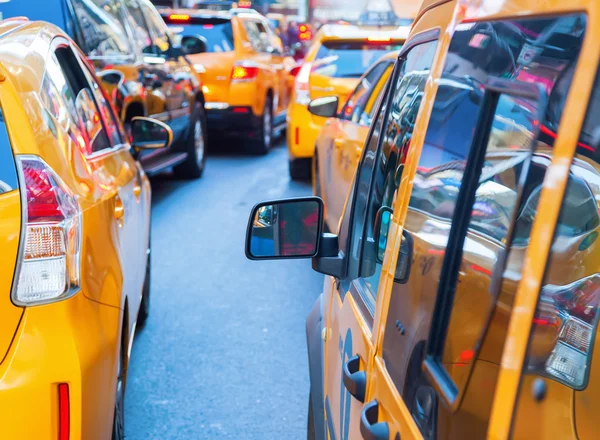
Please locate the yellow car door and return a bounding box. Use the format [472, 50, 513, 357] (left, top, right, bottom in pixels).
[363, 9, 588, 440]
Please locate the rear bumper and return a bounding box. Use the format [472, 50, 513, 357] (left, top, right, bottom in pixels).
[205, 106, 261, 133]
[0, 294, 120, 439]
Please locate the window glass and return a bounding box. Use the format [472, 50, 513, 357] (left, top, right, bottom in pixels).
[123, 0, 153, 52]
[313, 41, 402, 78]
[360, 41, 437, 303]
[513, 69, 600, 437]
[53, 47, 116, 154]
[138, 0, 170, 55]
[244, 21, 268, 53]
[0, 109, 18, 194]
[71, 0, 133, 58]
[359, 41, 437, 302]
[163, 17, 234, 53]
[342, 61, 390, 126]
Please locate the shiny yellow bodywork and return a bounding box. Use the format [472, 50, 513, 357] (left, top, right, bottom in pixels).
[287, 25, 409, 161]
[166, 9, 295, 119]
[320, 0, 600, 439]
[313, 51, 396, 231]
[0, 20, 150, 439]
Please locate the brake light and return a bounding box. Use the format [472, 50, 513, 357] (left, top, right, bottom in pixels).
[231, 65, 259, 82]
[58, 383, 70, 440]
[168, 14, 190, 22]
[289, 64, 302, 77]
[295, 63, 312, 105]
[299, 25, 308, 33]
[299, 31, 312, 41]
[13, 156, 82, 305]
[203, 24, 214, 29]
[527, 274, 600, 388]
[367, 36, 392, 43]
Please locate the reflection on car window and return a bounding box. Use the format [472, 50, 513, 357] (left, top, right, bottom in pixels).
[166, 20, 234, 53]
[313, 42, 402, 78]
[138, 0, 170, 55]
[71, 0, 133, 58]
[124, 0, 153, 52]
[0, 109, 18, 194]
[342, 61, 390, 126]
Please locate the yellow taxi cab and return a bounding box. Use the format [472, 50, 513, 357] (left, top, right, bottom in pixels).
[244, 0, 600, 438]
[161, 8, 296, 154]
[0, 18, 171, 439]
[0, 0, 207, 179]
[287, 24, 409, 180]
[310, 51, 398, 232]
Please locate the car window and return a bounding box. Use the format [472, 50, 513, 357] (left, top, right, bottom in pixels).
[244, 20, 268, 53]
[123, 0, 153, 52]
[0, 109, 18, 195]
[163, 17, 234, 53]
[358, 41, 438, 305]
[341, 61, 391, 126]
[138, 0, 170, 55]
[313, 41, 402, 78]
[70, 0, 133, 58]
[50, 45, 118, 154]
[513, 68, 600, 436]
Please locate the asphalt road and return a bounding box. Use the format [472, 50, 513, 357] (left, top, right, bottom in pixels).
[125, 136, 324, 439]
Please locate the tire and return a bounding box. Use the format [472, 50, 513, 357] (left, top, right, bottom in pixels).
[111, 332, 127, 440]
[249, 95, 273, 155]
[307, 392, 315, 440]
[174, 102, 206, 179]
[137, 234, 151, 328]
[289, 157, 312, 181]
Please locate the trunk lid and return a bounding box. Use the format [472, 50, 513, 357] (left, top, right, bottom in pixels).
[0, 100, 25, 365]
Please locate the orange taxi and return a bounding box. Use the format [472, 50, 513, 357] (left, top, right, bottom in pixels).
[287, 24, 409, 180]
[0, 18, 170, 439]
[162, 8, 296, 154]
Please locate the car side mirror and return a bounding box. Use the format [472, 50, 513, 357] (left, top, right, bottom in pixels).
[181, 35, 207, 55]
[130, 117, 173, 150]
[246, 198, 323, 259]
[308, 96, 339, 118]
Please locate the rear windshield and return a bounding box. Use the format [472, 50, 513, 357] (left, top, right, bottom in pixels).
[164, 17, 234, 52]
[313, 41, 402, 78]
[0, 109, 18, 195]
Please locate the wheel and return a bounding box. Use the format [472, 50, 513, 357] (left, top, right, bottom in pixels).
[289, 157, 312, 181]
[174, 102, 206, 179]
[137, 234, 151, 327]
[307, 392, 315, 440]
[249, 95, 273, 155]
[111, 334, 127, 440]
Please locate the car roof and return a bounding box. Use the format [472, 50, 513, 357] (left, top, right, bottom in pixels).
[317, 24, 410, 42]
[159, 7, 261, 19]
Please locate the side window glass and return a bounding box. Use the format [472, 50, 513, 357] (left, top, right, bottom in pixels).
[244, 21, 267, 52]
[71, 0, 133, 58]
[362, 65, 394, 126]
[358, 41, 438, 301]
[513, 70, 600, 436]
[124, 0, 153, 52]
[52, 45, 115, 154]
[138, 0, 170, 55]
[342, 61, 389, 126]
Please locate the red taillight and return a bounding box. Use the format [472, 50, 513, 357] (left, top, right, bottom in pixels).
[295, 127, 300, 145]
[21, 159, 66, 221]
[295, 63, 312, 105]
[233, 107, 249, 113]
[14, 156, 82, 305]
[231, 65, 259, 81]
[58, 383, 70, 440]
[299, 31, 312, 41]
[168, 14, 190, 22]
[367, 36, 392, 43]
[289, 64, 302, 77]
[203, 24, 214, 29]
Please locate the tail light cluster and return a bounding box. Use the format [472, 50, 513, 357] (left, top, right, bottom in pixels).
[527, 274, 600, 389]
[12, 156, 82, 306]
[294, 63, 312, 106]
[231, 64, 259, 82]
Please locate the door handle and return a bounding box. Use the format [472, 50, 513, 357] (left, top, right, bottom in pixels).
[360, 400, 389, 440]
[114, 195, 125, 220]
[342, 355, 366, 402]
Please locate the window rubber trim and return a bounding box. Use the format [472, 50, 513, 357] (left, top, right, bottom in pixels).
[422, 77, 548, 411]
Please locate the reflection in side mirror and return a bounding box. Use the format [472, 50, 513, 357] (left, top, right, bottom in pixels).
[181, 35, 208, 55]
[308, 96, 339, 118]
[97, 69, 124, 86]
[375, 207, 393, 264]
[246, 198, 323, 259]
[130, 117, 173, 150]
